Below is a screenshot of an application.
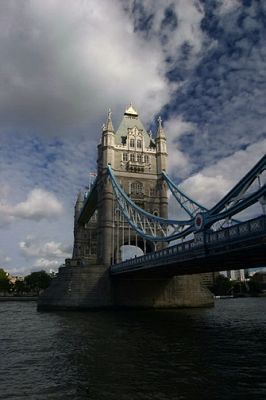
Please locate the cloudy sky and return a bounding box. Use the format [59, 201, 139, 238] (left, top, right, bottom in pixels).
[0, 0, 265, 275]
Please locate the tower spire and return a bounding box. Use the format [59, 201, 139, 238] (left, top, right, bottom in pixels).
[76, 190, 83, 204]
[156, 116, 166, 139]
[104, 108, 114, 132]
[155, 115, 167, 173]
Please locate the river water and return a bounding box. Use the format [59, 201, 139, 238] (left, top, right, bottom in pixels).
[0, 298, 265, 400]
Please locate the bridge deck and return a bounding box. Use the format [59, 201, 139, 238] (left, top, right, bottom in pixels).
[110, 216, 266, 277]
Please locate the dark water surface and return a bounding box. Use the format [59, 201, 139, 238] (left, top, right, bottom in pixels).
[0, 298, 265, 400]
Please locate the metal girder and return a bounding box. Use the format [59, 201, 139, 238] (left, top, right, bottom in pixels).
[78, 178, 98, 224]
[206, 154, 266, 225]
[77, 155, 265, 242]
[163, 155, 266, 230]
[107, 165, 194, 242]
[162, 171, 207, 218]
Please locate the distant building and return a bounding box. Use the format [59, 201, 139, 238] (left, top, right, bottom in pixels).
[224, 269, 246, 281]
[7, 274, 24, 285]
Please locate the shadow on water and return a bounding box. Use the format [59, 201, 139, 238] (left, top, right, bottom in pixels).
[0, 298, 265, 400]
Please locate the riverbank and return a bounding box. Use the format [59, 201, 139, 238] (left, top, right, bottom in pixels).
[0, 296, 37, 301]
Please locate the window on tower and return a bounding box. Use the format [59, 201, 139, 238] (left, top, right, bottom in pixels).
[144, 154, 149, 163]
[131, 182, 143, 195]
[122, 153, 128, 162]
[137, 139, 142, 148]
[130, 138, 135, 148]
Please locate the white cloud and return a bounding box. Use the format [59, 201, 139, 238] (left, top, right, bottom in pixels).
[182, 173, 229, 207]
[19, 237, 71, 260]
[0, 250, 11, 268]
[0, 0, 172, 134]
[129, 0, 207, 72]
[34, 258, 61, 269]
[0, 189, 64, 226]
[164, 115, 196, 141]
[218, 0, 241, 15]
[17, 236, 72, 273]
[180, 139, 266, 209]
[164, 116, 196, 176]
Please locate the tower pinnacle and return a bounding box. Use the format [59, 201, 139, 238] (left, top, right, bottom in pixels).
[76, 190, 83, 204]
[156, 116, 166, 139]
[104, 108, 115, 132]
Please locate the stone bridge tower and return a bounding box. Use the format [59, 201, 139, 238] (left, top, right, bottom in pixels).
[97, 105, 168, 266]
[38, 104, 213, 310]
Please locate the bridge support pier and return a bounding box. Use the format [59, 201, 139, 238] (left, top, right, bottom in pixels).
[112, 274, 213, 308]
[38, 263, 213, 310]
[38, 264, 113, 310]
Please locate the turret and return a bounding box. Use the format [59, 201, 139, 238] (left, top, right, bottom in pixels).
[101, 109, 115, 167]
[155, 116, 167, 173]
[72, 191, 84, 259]
[74, 191, 84, 222]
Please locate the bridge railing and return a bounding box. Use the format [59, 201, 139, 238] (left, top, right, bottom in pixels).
[205, 215, 266, 244]
[110, 215, 266, 274]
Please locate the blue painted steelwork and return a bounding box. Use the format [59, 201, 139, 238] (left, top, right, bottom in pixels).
[162, 171, 207, 218]
[205, 154, 266, 226]
[110, 215, 266, 275]
[162, 172, 240, 228]
[107, 165, 194, 242]
[209, 154, 265, 217]
[107, 154, 265, 241]
[78, 177, 98, 224]
[78, 155, 265, 243]
[163, 154, 265, 229]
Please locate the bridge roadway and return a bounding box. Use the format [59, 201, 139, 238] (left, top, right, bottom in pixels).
[110, 215, 266, 277]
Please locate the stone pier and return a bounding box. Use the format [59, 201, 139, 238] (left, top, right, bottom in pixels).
[38, 264, 213, 310]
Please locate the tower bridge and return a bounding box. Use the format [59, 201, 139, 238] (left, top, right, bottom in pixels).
[38, 105, 266, 310]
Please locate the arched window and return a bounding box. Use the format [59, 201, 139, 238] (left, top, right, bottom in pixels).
[131, 182, 143, 195]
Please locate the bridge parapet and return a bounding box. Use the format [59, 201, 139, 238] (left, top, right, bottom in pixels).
[205, 215, 265, 244]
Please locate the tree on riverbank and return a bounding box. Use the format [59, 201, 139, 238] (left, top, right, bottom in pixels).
[211, 274, 232, 296]
[0, 268, 10, 294]
[24, 270, 52, 294]
[0, 269, 53, 295]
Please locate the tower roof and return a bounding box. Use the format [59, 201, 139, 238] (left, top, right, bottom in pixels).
[115, 104, 155, 147]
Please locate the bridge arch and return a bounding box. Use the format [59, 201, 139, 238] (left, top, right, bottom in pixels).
[112, 236, 155, 264]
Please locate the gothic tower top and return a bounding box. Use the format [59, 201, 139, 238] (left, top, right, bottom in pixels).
[98, 104, 167, 173]
[124, 103, 138, 117]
